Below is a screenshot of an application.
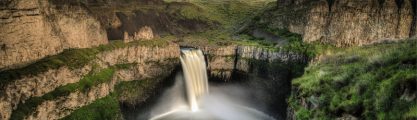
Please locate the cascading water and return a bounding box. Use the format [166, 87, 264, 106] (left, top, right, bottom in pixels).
[147, 48, 275, 120]
[179, 49, 209, 112]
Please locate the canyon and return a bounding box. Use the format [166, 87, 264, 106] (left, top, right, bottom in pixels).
[0, 0, 416, 120]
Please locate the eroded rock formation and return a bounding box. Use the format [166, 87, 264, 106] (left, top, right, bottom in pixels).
[257, 0, 417, 46]
[124, 26, 155, 42]
[0, 42, 180, 120]
[196, 45, 306, 81]
[0, 0, 213, 71]
[0, 0, 108, 70]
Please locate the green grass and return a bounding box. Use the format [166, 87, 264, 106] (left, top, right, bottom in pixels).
[171, 0, 325, 58]
[115, 78, 161, 104]
[165, 0, 274, 29]
[239, 28, 331, 58]
[289, 39, 417, 119]
[165, 2, 218, 26]
[0, 39, 170, 90]
[406, 105, 417, 118]
[10, 66, 116, 120]
[61, 93, 122, 120]
[62, 78, 167, 120]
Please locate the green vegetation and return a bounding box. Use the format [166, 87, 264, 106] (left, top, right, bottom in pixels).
[6, 36, 174, 119]
[3, 34, 174, 120]
[165, 2, 218, 26]
[0, 39, 170, 89]
[239, 28, 330, 58]
[289, 40, 417, 119]
[167, 0, 307, 55]
[179, 30, 277, 49]
[115, 78, 162, 104]
[61, 93, 123, 120]
[166, 0, 273, 28]
[9, 61, 170, 120]
[63, 78, 167, 120]
[10, 68, 116, 120]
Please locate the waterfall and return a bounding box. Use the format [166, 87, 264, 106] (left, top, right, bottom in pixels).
[179, 49, 209, 112]
[148, 49, 274, 120]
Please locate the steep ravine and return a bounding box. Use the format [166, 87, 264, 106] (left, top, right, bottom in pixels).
[3, 0, 415, 119]
[0, 39, 306, 119]
[1, 0, 305, 119]
[180, 43, 309, 119]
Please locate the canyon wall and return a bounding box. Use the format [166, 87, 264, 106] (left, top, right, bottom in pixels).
[0, 0, 108, 70]
[74, 0, 212, 41]
[201, 45, 306, 81]
[0, 0, 212, 71]
[202, 45, 307, 119]
[0, 41, 303, 119]
[257, 0, 417, 46]
[0, 42, 179, 120]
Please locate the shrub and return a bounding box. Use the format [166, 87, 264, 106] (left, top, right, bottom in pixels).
[289, 39, 417, 119]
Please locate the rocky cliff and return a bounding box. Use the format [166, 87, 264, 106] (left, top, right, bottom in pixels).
[0, 0, 214, 71]
[0, 40, 179, 120]
[202, 45, 307, 119]
[0, 0, 108, 70]
[185, 44, 307, 81]
[254, 0, 417, 46]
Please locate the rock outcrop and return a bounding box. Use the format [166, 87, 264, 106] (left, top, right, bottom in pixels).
[0, 0, 108, 70]
[26, 61, 177, 120]
[124, 26, 156, 42]
[198, 45, 306, 80]
[91, 1, 213, 41]
[256, 0, 417, 46]
[0, 42, 180, 120]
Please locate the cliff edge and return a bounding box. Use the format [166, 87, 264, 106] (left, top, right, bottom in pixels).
[252, 0, 417, 46]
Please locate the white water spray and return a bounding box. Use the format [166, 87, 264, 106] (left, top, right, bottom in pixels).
[148, 48, 275, 120]
[179, 49, 209, 112]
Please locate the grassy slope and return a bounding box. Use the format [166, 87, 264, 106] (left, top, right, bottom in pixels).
[62, 78, 164, 120]
[10, 68, 116, 120]
[289, 40, 417, 119]
[0, 38, 170, 88]
[173, 0, 317, 58]
[167, 0, 289, 49]
[61, 93, 123, 120]
[165, 0, 274, 28]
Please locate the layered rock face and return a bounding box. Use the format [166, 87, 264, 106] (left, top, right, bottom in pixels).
[199, 45, 306, 80]
[123, 26, 156, 43]
[0, 42, 180, 120]
[200, 45, 307, 119]
[105, 10, 210, 41]
[26, 62, 177, 120]
[259, 0, 417, 46]
[0, 0, 108, 70]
